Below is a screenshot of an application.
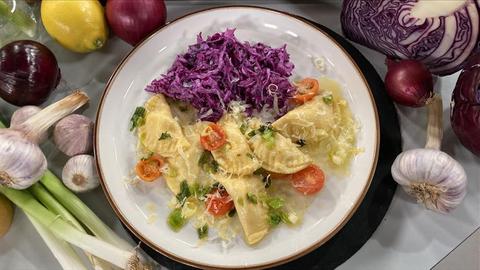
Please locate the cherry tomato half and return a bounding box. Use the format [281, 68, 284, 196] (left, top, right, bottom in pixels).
[205, 188, 234, 216]
[290, 164, 325, 195]
[135, 155, 165, 182]
[292, 78, 320, 104]
[200, 123, 227, 151]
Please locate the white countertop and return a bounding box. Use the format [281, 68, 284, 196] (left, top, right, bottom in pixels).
[0, 1, 479, 269]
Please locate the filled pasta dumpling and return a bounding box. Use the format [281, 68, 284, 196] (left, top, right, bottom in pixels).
[249, 131, 311, 174]
[138, 95, 190, 158]
[164, 124, 204, 194]
[211, 119, 260, 175]
[272, 95, 335, 143]
[213, 173, 269, 245]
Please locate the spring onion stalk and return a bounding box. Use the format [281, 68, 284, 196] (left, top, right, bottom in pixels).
[0, 119, 136, 268]
[0, 186, 139, 269]
[0, 0, 36, 37]
[30, 183, 83, 229]
[0, 119, 130, 249]
[40, 171, 133, 250]
[30, 183, 113, 270]
[25, 212, 88, 270]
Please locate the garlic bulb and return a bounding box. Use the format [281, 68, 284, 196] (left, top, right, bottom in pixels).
[62, 155, 99, 193]
[0, 91, 89, 190]
[54, 114, 93, 157]
[0, 129, 47, 189]
[391, 95, 467, 213]
[10, 106, 48, 143]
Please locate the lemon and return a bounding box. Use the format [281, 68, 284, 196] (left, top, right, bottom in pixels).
[41, 0, 108, 53]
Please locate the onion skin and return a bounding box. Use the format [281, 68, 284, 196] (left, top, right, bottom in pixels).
[106, 0, 167, 46]
[385, 59, 434, 107]
[0, 40, 61, 106]
[451, 53, 480, 157]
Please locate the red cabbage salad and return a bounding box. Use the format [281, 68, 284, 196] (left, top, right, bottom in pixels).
[145, 29, 296, 122]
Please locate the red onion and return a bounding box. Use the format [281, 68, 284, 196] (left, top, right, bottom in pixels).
[0, 40, 61, 106]
[384, 59, 434, 107]
[106, 0, 167, 46]
[451, 52, 480, 157]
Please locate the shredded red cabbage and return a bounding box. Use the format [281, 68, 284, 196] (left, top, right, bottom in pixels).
[145, 29, 296, 121]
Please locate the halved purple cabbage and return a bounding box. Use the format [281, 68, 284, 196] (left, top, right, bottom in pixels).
[341, 0, 480, 76]
[145, 29, 295, 121]
[451, 52, 480, 157]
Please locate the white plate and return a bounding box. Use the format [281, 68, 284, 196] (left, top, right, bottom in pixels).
[95, 6, 379, 269]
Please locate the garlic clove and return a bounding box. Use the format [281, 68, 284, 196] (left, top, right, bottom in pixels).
[10, 106, 49, 144]
[0, 130, 47, 189]
[54, 114, 93, 157]
[391, 148, 467, 213]
[62, 155, 99, 193]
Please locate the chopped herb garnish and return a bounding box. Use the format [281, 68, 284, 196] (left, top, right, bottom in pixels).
[211, 160, 219, 173]
[296, 139, 306, 147]
[197, 224, 209, 239]
[246, 192, 258, 204]
[258, 125, 275, 148]
[266, 197, 285, 209]
[268, 212, 282, 226]
[159, 132, 172, 140]
[129, 106, 146, 131]
[212, 182, 220, 189]
[140, 152, 154, 161]
[246, 153, 254, 159]
[198, 151, 219, 173]
[176, 180, 191, 205]
[167, 208, 186, 231]
[237, 197, 245, 206]
[323, 94, 333, 105]
[247, 130, 257, 138]
[240, 123, 247, 134]
[262, 174, 272, 188]
[228, 208, 236, 217]
[190, 182, 211, 200]
[268, 209, 289, 226]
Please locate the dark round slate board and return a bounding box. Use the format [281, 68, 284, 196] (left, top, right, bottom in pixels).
[123, 18, 402, 270]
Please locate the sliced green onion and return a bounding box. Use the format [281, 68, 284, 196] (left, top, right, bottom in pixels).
[25, 212, 88, 270]
[129, 106, 146, 131]
[246, 192, 258, 204]
[266, 197, 285, 209]
[176, 180, 191, 205]
[158, 132, 171, 140]
[323, 94, 333, 105]
[239, 123, 247, 134]
[167, 208, 186, 231]
[197, 224, 208, 239]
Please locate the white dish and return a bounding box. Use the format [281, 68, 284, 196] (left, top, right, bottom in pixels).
[95, 6, 379, 269]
